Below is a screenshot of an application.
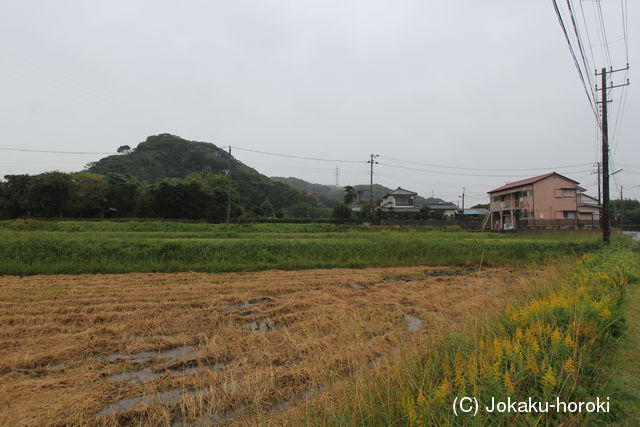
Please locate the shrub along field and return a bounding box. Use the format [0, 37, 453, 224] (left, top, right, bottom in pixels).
[0, 220, 612, 275]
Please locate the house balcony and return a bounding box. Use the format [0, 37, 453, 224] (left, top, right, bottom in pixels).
[493, 200, 520, 211]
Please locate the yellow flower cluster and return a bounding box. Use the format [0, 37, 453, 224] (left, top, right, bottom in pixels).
[399, 249, 640, 424]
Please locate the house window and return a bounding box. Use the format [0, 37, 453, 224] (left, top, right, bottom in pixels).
[492, 196, 500, 202]
[395, 197, 413, 207]
[563, 211, 576, 219]
[562, 189, 575, 197]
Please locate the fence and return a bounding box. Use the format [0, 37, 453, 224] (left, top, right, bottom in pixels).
[380, 218, 484, 229]
[516, 219, 600, 229]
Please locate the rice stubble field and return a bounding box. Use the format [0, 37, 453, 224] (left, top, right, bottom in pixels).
[0, 264, 550, 425]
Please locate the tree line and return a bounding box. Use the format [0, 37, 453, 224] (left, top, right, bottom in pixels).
[0, 169, 253, 221]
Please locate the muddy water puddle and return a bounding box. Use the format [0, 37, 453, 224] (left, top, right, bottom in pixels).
[107, 363, 219, 385]
[383, 276, 413, 283]
[424, 268, 476, 277]
[97, 388, 201, 417]
[404, 314, 424, 332]
[247, 318, 274, 332]
[101, 345, 198, 364]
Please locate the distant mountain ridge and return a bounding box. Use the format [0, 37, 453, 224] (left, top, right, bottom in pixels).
[271, 176, 445, 206]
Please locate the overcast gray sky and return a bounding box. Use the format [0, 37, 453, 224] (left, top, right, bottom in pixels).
[0, 1, 636, 207]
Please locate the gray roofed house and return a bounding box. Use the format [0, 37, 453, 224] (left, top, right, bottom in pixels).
[376, 187, 420, 212]
[376, 187, 460, 217]
[422, 202, 459, 217]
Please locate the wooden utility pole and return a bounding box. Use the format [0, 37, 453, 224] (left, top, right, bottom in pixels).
[368, 154, 379, 213]
[596, 65, 630, 244]
[600, 68, 610, 244]
[620, 185, 624, 229]
[595, 162, 601, 204]
[226, 146, 232, 223]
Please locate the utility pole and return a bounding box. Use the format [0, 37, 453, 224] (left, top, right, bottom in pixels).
[335, 167, 339, 186]
[226, 146, 232, 223]
[596, 65, 630, 244]
[461, 186, 465, 213]
[592, 162, 601, 204]
[368, 154, 379, 213]
[600, 67, 610, 244]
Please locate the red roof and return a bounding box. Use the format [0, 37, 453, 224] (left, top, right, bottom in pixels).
[488, 172, 578, 194]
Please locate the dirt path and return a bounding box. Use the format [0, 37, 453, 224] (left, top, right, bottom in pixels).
[0, 265, 547, 425]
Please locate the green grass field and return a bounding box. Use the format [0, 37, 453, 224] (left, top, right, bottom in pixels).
[0, 219, 613, 275]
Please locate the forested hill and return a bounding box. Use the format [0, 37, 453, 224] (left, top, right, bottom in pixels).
[271, 176, 443, 206]
[89, 133, 254, 183]
[88, 134, 326, 215]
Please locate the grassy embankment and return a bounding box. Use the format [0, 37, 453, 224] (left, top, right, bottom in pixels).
[0, 219, 609, 275]
[311, 246, 640, 425]
[599, 281, 640, 423]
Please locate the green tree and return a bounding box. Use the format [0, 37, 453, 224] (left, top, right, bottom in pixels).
[0, 174, 34, 217]
[68, 172, 109, 217]
[284, 202, 331, 219]
[28, 172, 73, 217]
[332, 201, 352, 222]
[186, 169, 241, 222]
[105, 173, 139, 217]
[259, 199, 275, 217]
[344, 185, 357, 204]
[117, 145, 132, 155]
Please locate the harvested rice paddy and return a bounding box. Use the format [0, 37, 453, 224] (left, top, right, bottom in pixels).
[0, 264, 545, 425]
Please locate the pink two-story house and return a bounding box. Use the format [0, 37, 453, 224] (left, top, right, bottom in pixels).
[487, 172, 600, 230]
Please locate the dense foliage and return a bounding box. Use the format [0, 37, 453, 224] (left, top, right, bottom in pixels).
[0, 134, 331, 220]
[611, 199, 640, 228]
[87, 134, 329, 217]
[0, 170, 241, 222]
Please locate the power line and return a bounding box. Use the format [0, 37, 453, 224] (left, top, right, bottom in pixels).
[0, 146, 115, 155]
[378, 161, 593, 179]
[622, 0, 629, 62]
[612, 71, 629, 154]
[552, 0, 601, 124]
[229, 145, 366, 164]
[379, 155, 593, 172]
[588, 0, 605, 66]
[595, 0, 613, 67]
[578, 0, 598, 71]
[567, 1, 597, 104]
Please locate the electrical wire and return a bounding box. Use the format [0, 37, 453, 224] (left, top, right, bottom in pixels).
[0, 147, 115, 155]
[578, 0, 599, 71]
[611, 72, 629, 155]
[379, 155, 594, 172]
[567, 0, 597, 105]
[228, 146, 366, 164]
[622, 0, 629, 62]
[552, 0, 601, 125]
[378, 161, 593, 179]
[595, 0, 613, 67]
